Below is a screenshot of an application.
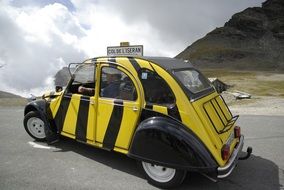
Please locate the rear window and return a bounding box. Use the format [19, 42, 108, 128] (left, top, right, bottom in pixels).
[173, 69, 212, 94]
[139, 69, 175, 106]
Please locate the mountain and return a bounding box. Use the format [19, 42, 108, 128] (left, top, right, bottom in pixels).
[0, 90, 23, 98]
[54, 66, 70, 87]
[176, 0, 284, 70]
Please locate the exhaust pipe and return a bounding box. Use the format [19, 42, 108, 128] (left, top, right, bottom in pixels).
[239, 146, 252, 160]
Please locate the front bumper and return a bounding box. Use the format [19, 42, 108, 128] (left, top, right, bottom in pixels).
[217, 135, 250, 178]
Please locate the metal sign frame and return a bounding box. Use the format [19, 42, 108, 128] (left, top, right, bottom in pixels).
[107, 45, 143, 56]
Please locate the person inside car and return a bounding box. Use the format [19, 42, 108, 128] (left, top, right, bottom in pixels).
[78, 67, 122, 98]
[100, 68, 122, 98]
[78, 85, 95, 96]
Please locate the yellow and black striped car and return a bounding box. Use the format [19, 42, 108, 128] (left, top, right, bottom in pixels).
[23, 56, 252, 188]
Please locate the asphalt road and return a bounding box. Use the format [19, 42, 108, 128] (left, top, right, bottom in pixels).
[0, 106, 283, 190]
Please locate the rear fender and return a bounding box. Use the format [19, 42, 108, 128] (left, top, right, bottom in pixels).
[128, 117, 218, 172]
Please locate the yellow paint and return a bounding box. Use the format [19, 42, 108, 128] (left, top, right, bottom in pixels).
[49, 95, 62, 117]
[203, 101, 224, 131]
[149, 62, 233, 166]
[113, 147, 128, 154]
[191, 93, 237, 166]
[61, 131, 76, 139]
[211, 99, 227, 124]
[152, 105, 168, 115]
[62, 94, 81, 136]
[216, 96, 231, 119]
[115, 101, 140, 150]
[86, 96, 96, 141]
[136, 58, 153, 70]
[95, 98, 114, 143]
[114, 57, 138, 76]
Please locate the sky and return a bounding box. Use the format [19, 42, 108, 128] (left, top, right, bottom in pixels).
[0, 0, 264, 97]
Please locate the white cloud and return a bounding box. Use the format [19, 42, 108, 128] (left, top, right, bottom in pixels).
[0, 0, 265, 96]
[0, 1, 87, 96]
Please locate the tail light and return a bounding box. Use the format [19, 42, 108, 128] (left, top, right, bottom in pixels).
[221, 144, 230, 160]
[234, 126, 241, 138]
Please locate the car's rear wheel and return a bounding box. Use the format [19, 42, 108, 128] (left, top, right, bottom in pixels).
[139, 161, 186, 189]
[24, 111, 46, 141]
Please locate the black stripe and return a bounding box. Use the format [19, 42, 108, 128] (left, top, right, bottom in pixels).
[140, 108, 167, 121]
[103, 102, 124, 150]
[54, 95, 72, 132]
[114, 99, 123, 105]
[167, 105, 182, 122]
[75, 96, 90, 142]
[128, 57, 141, 72]
[145, 104, 153, 109]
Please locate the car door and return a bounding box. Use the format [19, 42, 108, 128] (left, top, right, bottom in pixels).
[56, 63, 97, 142]
[95, 64, 141, 151]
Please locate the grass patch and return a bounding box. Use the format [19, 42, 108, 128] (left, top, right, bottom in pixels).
[0, 98, 28, 107]
[202, 69, 284, 98]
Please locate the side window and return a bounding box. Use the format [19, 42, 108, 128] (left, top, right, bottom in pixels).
[100, 67, 137, 101]
[140, 69, 175, 105]
[67, 64, 96, 96]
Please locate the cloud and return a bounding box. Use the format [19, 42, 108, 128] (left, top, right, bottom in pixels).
[0, 0, 264, 96]
[0, 2, 86, 96]
[91, 0, 264, 48]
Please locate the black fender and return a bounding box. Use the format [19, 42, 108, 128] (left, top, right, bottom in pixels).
[24, 100, 58, 143]
[24, 99, 48, 120]
[128, 116, 218, 172]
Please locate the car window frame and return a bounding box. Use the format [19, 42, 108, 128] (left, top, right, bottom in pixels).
[64, 63, 96, 96]
[171, 68, 215, 101]
[138, 68, 176, 107]
[99, 65, 138, 101]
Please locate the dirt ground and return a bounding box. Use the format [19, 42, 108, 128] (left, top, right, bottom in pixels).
[222, 93, 284, 116]
[202, 69, 284, 116]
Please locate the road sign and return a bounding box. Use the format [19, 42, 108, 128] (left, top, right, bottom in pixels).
[107, 45, 143, 56]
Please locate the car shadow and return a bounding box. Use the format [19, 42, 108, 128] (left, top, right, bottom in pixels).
[178, 154, 281, 190]
[51, 138, 281, 190]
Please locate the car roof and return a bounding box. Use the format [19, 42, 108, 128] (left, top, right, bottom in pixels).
[143, 56, 193, 70]
[91, 56, 193, 71]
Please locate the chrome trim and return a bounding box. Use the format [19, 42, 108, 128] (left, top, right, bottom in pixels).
[217, 135, 244, 178]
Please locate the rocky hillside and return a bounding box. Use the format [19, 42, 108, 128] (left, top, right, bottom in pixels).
[176, 0, 284, 70]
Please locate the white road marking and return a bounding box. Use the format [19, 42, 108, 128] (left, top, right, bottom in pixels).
[28, 141, 53, 149]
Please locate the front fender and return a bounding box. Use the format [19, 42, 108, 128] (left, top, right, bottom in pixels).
[128, 117, 218, 172]
[24, 99, 47, 118]
[24, 99, 58, 142]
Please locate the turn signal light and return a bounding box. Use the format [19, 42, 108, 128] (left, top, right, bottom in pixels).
[221, 144, 230, 160]
[234, 126, 241, 138]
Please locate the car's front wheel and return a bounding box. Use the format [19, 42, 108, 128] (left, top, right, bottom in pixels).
[24, 111, 46, 141]
[139, 161, 187, 189]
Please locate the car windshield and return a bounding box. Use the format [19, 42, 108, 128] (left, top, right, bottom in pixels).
[73, 64, 95, 84]
[173, 69, 212, 94]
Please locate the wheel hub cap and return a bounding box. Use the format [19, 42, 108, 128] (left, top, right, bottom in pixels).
[27, 117, 46, 139]
[142, 162, 176, 183]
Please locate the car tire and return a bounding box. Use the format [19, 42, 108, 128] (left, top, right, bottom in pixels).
[138, 161, 187, 189]
[23, 111, 46, 141]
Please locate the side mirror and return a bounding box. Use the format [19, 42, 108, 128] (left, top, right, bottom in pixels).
[55, 86, 63, 92]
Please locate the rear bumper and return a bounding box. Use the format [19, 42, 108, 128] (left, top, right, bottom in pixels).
[217, 135, 244, 178]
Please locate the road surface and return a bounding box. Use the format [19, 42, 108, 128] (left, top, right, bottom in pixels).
[0, 106, 283, 190]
